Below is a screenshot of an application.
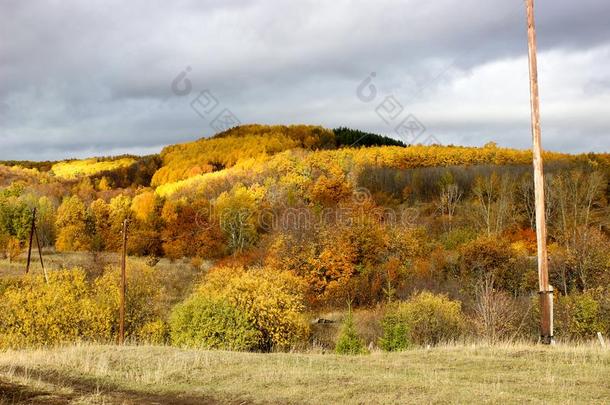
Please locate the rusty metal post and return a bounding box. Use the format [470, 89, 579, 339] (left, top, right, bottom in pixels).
[525, 0, 553, 344]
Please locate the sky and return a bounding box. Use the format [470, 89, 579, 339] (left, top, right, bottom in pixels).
[1, 0, 609, 160]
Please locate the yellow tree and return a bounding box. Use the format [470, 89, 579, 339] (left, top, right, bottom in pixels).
[55, 196, 91, 252]
[215, 185, 259, 254]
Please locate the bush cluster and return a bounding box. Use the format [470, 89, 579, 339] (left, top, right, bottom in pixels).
[0, 265, 166, 348]
[170, 266, 310, 351]
[3, 265, 609, 352]
[555, 289, 610, 341]
[380, 292, 465, 349]
[170, 295, 261, 350]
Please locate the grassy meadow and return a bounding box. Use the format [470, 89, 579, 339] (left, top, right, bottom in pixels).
[0, 343, 608, 404]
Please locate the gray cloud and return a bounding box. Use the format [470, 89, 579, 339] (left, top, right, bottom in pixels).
[0, 0, 609, 160]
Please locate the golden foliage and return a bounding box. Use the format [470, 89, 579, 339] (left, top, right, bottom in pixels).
[55, 196, 90, 252]
[198, 266, 310, 350]
[214, 184, 260, 254]
[51, 157, 136, 179]
[160, 199, 224, 259]
[93, 263, 166, 341]
[310, 174, 352, 205]
[152, 124, 334, 186]
[153, 136, 575, 198]
[131, 191, 156, 222]
[0, 265, 167, 348]
[0, 269, 106, 347]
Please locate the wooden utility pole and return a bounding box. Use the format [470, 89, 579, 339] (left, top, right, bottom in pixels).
[525, 0, 553, 344]
[34, 227, 48, 284]
[118, 219, 128, 345]
[25, 208, 36, 274]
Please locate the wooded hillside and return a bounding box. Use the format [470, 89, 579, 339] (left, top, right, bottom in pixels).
[1, 124, 608, 348]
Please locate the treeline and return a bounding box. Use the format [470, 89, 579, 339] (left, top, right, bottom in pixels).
[332, 127, 406, 148]
[154, 137, 582, 198]
[2, 157, 607, 299]
[0, 160, 56, 172]
[90, 155, 162, 189]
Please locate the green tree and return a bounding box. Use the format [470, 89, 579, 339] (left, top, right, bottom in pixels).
[335, 307, 366, 355]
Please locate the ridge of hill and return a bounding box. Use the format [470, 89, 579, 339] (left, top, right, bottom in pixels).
[1, 125, 608, 192]
[151, 125, 405, 186]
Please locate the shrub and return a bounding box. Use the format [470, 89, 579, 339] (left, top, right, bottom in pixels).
[569, 294, 600, 338]
[381, 292, 465, 347]
[137, 320, 169, 345]
[555, 290, 609, 341]
[379, 311, 411, 351]
[92, 263, 166, 342]
[0, 264, 168, 348]
[170, 295, 261, 351]
[471, 277, 520, 343]
[197, 266, 310, 351]
[0, 269, 107, 347]
[335, 310, 367, 355]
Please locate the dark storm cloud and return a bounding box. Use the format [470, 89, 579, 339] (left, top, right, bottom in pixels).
[0, 0, 609, 160]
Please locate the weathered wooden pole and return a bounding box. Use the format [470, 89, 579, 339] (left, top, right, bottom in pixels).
[25, 208, 36, 274]
[118, 219, 128, 345]
[525, 0, 553, 344]
[34, 226, 48, 284]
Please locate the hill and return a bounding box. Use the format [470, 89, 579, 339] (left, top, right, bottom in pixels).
[151, 124, 406, 186]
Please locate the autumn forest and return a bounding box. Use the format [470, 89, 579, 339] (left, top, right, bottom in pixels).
[0, 124, 609, 351]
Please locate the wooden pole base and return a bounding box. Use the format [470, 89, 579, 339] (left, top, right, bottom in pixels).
[539, 286, 554, 345]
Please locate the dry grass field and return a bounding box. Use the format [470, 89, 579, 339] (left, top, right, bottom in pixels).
[0, 343, 608, 404]
[0, 251, 205, 278]
[0, 251, 118, 279]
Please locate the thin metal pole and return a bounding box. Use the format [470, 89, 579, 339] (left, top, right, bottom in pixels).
[25, 208, 36, 274]
[525, 0, 553, 344]
[119, 219, 128, 345]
